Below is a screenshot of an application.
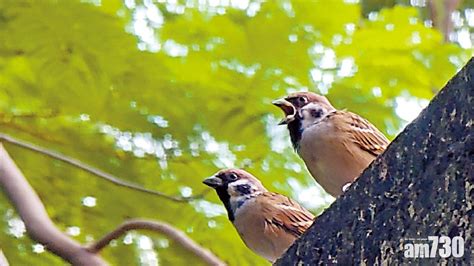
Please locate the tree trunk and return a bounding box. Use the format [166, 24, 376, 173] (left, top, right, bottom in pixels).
[276, 58, 474, 265]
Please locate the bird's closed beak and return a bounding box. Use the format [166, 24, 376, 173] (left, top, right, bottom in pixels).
[272, 98, 296, 125]
[203, 176, 223, 188]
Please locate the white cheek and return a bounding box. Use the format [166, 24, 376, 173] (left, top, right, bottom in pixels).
[301, 112, 316, 128]
[230, 179, 250, 187]
[227, 180, 246, 196]
[227, 188, 240, 197]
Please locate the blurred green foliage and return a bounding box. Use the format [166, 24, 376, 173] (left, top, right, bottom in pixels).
[0, 0, 470, 265]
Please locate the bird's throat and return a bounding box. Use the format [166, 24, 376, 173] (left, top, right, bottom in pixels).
[215, 187, 235, 221]
[287, 119, 303, 150]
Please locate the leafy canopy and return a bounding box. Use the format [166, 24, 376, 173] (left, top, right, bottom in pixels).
[0, 0, 469, 265]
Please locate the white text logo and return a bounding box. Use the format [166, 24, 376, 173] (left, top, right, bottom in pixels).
[404, 236, 464, 258]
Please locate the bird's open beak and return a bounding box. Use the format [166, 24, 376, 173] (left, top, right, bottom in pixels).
[272, 98, 296, 125]
[203, 176, 223, 188]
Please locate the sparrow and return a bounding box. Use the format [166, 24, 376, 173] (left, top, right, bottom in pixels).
[272, 92, 389, 197]
[203, 169, 314, 263]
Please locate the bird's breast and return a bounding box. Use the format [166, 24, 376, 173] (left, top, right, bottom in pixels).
[298, 123, 366, 197]
[232, 202, 278, 261]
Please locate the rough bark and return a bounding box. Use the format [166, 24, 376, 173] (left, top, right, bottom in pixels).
[276, 58, 474, 265]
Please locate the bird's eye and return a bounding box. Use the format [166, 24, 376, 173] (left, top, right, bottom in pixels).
[229, 173, 238, 181]
[298, 96, 307, 104]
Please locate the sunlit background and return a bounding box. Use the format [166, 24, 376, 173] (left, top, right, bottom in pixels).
[0, 0, 472, 265]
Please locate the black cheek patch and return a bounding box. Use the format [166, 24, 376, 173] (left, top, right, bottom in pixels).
[311, 109, 324, 118]
[236, 184, 252, 195]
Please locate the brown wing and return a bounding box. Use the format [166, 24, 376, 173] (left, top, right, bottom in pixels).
[258, 192, 315, 238]
[327, 110, 390, 157]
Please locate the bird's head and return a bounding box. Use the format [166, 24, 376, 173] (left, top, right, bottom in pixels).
[272, 92, 334, 125]
[203, 169, 267, 221]
[203, 168, 266, 197]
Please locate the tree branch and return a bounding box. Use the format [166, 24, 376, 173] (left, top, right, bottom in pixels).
[88, 219, 226, 266]
[0, 249, 9, 266]
[0, 133, 209, 202]
[428, 0, 461, 42]
[0, 142, 225, 265]
[0, 144, 107, 265]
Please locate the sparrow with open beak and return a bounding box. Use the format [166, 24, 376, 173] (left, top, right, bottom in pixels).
[273, 92, 390, 197]
[203, 169, 314, 263]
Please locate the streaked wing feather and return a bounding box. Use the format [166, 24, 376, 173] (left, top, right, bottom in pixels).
[260, 192, 314, 238]
[328, 111, 389, 157]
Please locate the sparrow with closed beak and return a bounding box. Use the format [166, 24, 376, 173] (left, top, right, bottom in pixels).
[273, 92, 389, 197]
[203, 169, 314, 263]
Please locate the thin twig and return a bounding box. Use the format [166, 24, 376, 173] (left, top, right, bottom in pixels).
[0, 133, 209, 202]
[0, 110, 59, 120]
[87, 219, 226, 266]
